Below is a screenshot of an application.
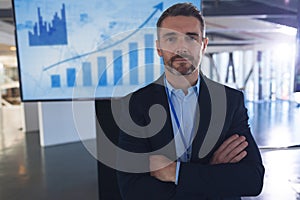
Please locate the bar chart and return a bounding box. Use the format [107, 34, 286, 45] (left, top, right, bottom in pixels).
[48, 30, 164, 98]
[28, 4, 68, 46]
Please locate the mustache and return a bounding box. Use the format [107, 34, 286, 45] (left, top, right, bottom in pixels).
[170, 54, 194, 63]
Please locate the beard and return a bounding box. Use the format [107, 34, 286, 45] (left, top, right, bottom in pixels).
[165, 54, 198, 76]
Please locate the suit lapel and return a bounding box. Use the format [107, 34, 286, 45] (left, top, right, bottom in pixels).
[191, 75, 212, 162]
[148, 75, 177, 159]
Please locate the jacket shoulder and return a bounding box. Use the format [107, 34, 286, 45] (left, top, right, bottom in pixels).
[202, 75, 244, 98]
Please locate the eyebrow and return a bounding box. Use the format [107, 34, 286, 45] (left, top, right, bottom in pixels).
[162, 32, 200, 38]
[186, 32, 200, 37]
[162, 32, 176, 38]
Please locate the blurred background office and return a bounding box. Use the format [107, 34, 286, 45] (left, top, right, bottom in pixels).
[1, 0, 300, 199]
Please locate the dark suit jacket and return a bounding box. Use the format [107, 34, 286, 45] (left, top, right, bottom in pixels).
[117, 74, 264, 200]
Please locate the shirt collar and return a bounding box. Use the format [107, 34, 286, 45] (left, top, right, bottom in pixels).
[164, 75, 200, 97]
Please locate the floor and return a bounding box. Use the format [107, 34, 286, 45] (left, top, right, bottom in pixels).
[244, 101, 300, 200]
[0, 101, 300, 200]
[0, 105, 98, 200]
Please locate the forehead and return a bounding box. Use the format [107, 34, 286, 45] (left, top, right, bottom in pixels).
[159, 16, 201, 35]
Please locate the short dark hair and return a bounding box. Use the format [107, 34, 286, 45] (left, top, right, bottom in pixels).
[156, 3, 206, 38]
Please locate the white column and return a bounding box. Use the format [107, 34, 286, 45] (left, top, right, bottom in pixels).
[0, 62, 3, 130]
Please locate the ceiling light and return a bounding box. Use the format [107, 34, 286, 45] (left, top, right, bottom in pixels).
[9, 46, 16, 51]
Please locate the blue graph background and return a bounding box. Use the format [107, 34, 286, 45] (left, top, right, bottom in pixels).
[13, 0, 201, 101]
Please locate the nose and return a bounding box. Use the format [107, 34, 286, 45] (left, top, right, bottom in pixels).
[175, 37, 188, 55]
[175, 48, 188, 55]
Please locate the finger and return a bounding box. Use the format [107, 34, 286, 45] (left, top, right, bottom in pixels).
[149, 156, 161, 171]
[225, 141, 248, 162]
[214, 134, 239, 154]
[229, 151, 247, 163]
[213, 136, 246, 163]
[150, 155, 171, 163]
[221, 136, 246, 161]
[149, 156, 160, 171]
[231, 140, 248, 155]
[150, 171, 158, 178]
[210, 135, 247, 164]
[149, 155, 172, 171]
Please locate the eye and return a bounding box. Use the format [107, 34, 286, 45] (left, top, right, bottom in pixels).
[166, 36, 177, 43]
[186, 35, 198, 42]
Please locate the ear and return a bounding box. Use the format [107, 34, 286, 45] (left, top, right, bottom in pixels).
[202, 37, 209, 53]
[156, 40, 163, 57]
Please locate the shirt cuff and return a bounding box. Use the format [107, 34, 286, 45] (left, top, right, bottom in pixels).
[175, 161, 181, 185]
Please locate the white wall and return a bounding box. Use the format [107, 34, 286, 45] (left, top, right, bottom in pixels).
[38, 101, 96, 147]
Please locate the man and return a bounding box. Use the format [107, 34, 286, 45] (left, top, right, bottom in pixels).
[117, 3, 264, 200]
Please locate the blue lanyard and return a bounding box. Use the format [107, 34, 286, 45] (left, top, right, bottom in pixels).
[165, 85, 198, 155]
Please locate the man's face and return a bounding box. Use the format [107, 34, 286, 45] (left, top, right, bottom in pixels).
[156, 16, 207, 76]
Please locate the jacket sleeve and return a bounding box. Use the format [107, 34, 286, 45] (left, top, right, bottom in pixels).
[117, 128, 177, 200]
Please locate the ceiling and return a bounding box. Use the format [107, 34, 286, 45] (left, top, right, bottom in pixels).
[203, 0, 298, 52]
[0, 0, 298, 67]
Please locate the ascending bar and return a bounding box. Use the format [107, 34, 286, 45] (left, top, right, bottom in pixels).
[145, 34, 154, 83]
[97, 57, 107, 86]
[129, 42, 138, 85]
[67, 68, 76, 87]
[113, 50, 123, 85]
[82, 62, 92, 86]
[51, 75, 61, 88]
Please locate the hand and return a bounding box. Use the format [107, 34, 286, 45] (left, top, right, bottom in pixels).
[149, 155, 176, 183]
[210, 134, 248, 165]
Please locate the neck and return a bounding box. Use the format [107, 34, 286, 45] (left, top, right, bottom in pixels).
[165, 69, 199, 94]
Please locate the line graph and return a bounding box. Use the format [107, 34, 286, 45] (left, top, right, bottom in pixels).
[43, 2, 163, 71]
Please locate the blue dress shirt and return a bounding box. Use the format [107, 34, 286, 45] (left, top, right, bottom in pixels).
[164, 75, 200, 184]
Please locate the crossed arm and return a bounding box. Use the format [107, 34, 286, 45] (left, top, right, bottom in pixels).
[150, 134, 249, 183]
[118, 132, 263, 200]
